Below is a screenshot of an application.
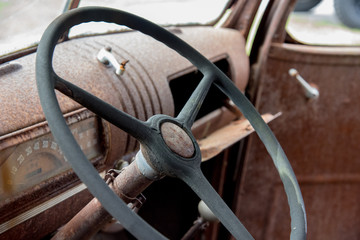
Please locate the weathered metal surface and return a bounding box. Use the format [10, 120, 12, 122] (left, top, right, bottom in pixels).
[248, 0, 290, 103]
[191, 107, 236, 139]
[0, 26, 249, 238]
[0, 189, 93, 240]
[0, 110, 106, 224]
[0, 108, 94, 150]
[270, 43, 360, 65]
[272, 0, 298, 44]
[0, 26, 248, 138]
[161, 122, 194, 158]
[52, 161, 153, 240]
[198, 113, 280, 162]
[224, 0, 261, 38]
[236, 42, 360, 239]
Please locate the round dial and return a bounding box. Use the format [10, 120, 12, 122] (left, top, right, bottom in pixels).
[0, 117, 103, 201]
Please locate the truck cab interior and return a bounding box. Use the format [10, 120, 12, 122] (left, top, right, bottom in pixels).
[0, 0, 359, 239]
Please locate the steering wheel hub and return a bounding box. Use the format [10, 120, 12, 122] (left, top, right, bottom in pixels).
[160, 122, 194, 158]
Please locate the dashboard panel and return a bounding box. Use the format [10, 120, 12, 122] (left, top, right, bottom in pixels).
[0, 26, 248, 239]
[0, 115, 102, 201]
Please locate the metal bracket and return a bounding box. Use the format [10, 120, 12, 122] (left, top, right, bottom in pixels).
[104, 168, 146, 210]
[104, 169, 123, 184]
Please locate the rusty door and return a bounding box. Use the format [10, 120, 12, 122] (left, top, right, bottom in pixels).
[232, 1, 360, 239]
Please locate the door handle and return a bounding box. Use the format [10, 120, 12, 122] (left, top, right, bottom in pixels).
[289, 68, 319, 99]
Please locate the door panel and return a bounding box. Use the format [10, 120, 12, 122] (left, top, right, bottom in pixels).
[237, 43, 360, 239]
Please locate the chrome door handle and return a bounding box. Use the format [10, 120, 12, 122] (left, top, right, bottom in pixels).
[289, 68, 319, 99]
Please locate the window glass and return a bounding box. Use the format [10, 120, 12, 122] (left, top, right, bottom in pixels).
[0, 0, 67, 55]
[79, 0, 228, 26]
[70, 0, 229, 37]
[0, 0, 229, 56]
[287, 0, 360, 45]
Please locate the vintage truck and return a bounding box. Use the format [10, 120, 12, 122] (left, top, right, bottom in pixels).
[0, 0, 359, 239]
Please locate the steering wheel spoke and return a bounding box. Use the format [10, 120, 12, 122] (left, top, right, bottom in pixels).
[215, 74, 307, 239]
[177, 73, 215, 128]
[54, 75, 151, 141]
[179, 168, 254, 240]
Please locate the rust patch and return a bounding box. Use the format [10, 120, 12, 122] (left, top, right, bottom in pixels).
[52, 161, 153, 240]
[198, 113, 280, 161]
[161, 122, 194, 158]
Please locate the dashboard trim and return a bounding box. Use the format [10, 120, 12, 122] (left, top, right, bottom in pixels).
[0, 171, 105, 234]
[0, 183, 86, 234]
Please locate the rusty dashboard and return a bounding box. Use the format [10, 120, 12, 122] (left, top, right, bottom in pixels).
[0, 26, 248, 239]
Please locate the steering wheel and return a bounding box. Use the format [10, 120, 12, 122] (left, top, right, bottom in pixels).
[36, 7, 306, 240]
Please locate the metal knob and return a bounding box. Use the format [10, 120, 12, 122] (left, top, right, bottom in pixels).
[198, 200, 218, 222]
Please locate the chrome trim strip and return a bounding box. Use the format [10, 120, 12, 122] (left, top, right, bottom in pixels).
[0, 183, 87, 234]
[0, 171, 106, 234]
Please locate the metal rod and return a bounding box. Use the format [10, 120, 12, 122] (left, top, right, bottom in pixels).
[51, 160, 154, 240]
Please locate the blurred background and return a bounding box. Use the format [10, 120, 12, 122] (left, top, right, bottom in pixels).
[0, 0, 359, 56]
[287, 0, 360, 45]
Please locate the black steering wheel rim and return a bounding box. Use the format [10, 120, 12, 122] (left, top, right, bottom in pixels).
[36, 6, 306, 240]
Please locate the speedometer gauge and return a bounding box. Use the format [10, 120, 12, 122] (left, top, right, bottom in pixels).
[0, 117, 103, 201]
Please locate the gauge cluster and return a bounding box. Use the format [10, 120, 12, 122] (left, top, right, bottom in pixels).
[0, 117, 103, 202]
[0, 109, 108, 237]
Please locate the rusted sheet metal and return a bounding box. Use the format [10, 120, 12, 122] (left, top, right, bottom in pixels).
[0, 26, 249, 238]
[236, 42, 360, 239]
[270, 43, 360, 65]
[224, 0, 261, 38]
[0, 27, 248, 137]
[0, 188, 93, 240]
[199, 113, 280, 161]
[63, 0, 80, 12]
[248, 0, 291, 105]
[161, 122, 195, 158]
[52, 160, 153, 240]
[0, 108, 92, 150]
[0, 109, 108, 223]
[0, 158, 107, 237]
[191, 107, 236, 140]
[0, 26, 249, 159]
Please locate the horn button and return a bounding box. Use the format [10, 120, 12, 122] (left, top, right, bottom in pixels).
[160, 122, 195, 158]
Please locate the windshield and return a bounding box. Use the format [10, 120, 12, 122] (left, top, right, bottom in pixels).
[0, 0, 66, 56]
[0, 0, 230, 56]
